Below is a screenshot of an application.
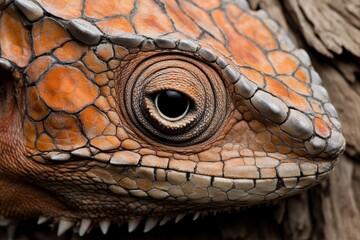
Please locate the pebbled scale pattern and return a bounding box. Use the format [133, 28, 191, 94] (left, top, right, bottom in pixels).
[0, 0, 345, 236]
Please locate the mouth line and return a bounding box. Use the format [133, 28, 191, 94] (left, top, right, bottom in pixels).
[26, 167, 332, 223]
[0, 203, 282, 236]
[34, 149, 337, 174]
[19, 153, 337, 237]
[0, 209, 220, 236]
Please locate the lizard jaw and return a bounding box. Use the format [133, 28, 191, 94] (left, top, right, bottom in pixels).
[0, 204, 268, 236]
[0, 159, 333, 237]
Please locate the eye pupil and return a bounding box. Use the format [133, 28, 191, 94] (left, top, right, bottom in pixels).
[155, 90, 189, 121]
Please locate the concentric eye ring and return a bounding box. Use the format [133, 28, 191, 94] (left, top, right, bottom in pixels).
[120, 53, 228, 146]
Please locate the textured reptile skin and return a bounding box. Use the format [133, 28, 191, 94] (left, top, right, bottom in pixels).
[0, 0, 345, 235]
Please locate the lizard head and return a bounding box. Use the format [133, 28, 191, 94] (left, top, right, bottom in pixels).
[0, 0, 345, 235]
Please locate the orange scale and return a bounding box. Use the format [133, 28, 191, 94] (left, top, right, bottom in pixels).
[240, 68, 265, 87]
[263, 143, 277, 153]
[36, 133, 55, 152]
[311, 101, 325, 114]
[231, 55, 249, 67]
[255, 131, 271, 144]
[26, 87, 49, 121]
[37, 65, 98, 113]
[96, 44, 114, 62]
[293, 148, 307, 157]
[226, 3, 245, 19]
[35, 122, 44, 134]
[278, 75, 311, 95]
[84, 0, 135, 19]
[162, 0, 202, 38]
[32, 18, 70, 56]
[229, 11, 277, 51]
[265, 76, 289, 99]
[294, 66, 310, 83]
[191, 0, 221, 10]
[201, 34, 231, 57]
[82, 51, 108, 73]
[79, 107, 111, 139]
[24, 118, 37, 149]
[180, 1, 224, 42]
[321, 115, 334, 129]
[271, 135, 282, 145]
[277, 145, 292, 154]
[288, 90, 313, 113]
[266, 76, 313, 113]
[36, 0, 82, 19]
[96, 16, 135, 35]
[53, 41, 88, 63]
[114, 45, 129, 59]
[95, 96, 111, 113]
[132, 0, 174, 37]
[212, 9, 275, 75]
[54, 134, 87, 151]
[287, 153, 299, 159]
[101, 86, 111, 96]
[25, 56, 55, 83]
[268, 51, 300, 75]
[72, 61, 95, 80]
[90, 136, 121, 151]
[163, 32, 189, 40]
[44, 112, 87, 151]
[314, 117, 331, 138]
[94, 73, 110, 86]
[0, 6, 32, 68]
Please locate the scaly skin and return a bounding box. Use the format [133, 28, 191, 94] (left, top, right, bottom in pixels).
[0, 0, 345, 235]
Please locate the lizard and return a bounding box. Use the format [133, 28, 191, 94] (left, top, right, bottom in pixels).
[0, 0, 346, 237]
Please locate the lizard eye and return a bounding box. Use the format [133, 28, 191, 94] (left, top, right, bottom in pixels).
[155, 90, 190, 121]
[121, 54, 228, 146]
